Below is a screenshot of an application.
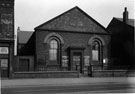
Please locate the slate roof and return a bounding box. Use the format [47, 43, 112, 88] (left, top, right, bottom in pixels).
[107, 17, 135, 35]
[115, 17, 135, 27]
[35, 6, 109, 34]
[18, 31, 33, 44]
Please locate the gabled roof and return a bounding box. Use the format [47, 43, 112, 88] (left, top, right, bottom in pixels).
[107, 17, 135, 34]
[115, 17, 135, 27]
[35, 6, 108, 34]
[18, 31, 33, 44]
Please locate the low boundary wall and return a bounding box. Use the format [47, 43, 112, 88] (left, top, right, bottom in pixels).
[92, 70, 135, 77]
[13, 71, 78, 78]
[12, 70, 135, 78]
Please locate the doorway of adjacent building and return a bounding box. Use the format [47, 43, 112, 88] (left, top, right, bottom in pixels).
[18, 59, 29, 72]
[0, 59, 9, 78]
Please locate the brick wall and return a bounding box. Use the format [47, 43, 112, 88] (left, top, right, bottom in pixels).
[35, 30, 110, 70]
[14, 56, 34, 72]
[13, 71, 78, 78]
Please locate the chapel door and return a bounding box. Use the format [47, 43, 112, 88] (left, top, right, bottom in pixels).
[72, 52, 83, 73]
[69, 47, 85, 74]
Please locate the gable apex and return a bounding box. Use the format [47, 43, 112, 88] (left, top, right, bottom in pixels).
[35, 6, 108, 34]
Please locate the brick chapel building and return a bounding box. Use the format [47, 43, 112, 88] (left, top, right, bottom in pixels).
[18, 6, 111, 76]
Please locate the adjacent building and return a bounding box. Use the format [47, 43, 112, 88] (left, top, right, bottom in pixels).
[17, 27, 33, 55]
[107, 7, 135, 69]
[0, 0, 15, 78]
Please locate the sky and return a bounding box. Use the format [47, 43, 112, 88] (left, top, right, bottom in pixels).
[14, 0, 134, 55]
[15, 0, 134, 31]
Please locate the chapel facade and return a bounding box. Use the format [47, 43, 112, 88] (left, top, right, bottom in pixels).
[18, 6, 111, 76]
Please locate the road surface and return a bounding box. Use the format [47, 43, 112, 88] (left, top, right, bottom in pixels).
[2, 81, 135, 94]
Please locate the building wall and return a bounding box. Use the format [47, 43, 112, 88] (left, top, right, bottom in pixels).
[14, 56, 34, 72]
[0, 0, 15, 78]
[107, 19, 134, 69]
[0, 0, 14, 38]
[0, 42, 14, 78]
[16, 6, 111, 74]
[18, 32, 36, 56]
[35, 30, 110, 70]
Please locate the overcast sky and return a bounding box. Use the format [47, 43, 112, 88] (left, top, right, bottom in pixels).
[15, 0, 134, 31]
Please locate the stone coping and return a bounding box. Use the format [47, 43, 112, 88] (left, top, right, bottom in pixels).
[14, 71, 78, 74]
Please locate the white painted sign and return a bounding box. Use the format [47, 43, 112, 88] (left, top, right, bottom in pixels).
[0, 47, 9, 54]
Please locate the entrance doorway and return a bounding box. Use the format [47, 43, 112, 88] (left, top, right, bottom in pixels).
[69, 46, 85, 74]
[72, 52, 82, 73]
[0, 59, 9, 78]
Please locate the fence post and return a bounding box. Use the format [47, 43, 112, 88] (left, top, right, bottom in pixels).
[76, 65, 79, 77]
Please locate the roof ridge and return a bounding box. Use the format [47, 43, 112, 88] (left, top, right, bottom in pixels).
[18, 30, 34, 32]
[114, 17, 134, 20]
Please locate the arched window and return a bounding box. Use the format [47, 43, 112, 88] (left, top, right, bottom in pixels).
[49, 39, 59, 61]
[92, 41, 100, 61]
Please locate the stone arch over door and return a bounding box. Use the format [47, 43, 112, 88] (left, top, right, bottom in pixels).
[44, 32, 64, 45]
[88, 35, 105, 46]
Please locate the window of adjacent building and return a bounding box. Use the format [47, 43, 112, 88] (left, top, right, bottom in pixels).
[0, 47, 9, 54]
[49, 39, 58, 61]
[92, 41, 100, 61]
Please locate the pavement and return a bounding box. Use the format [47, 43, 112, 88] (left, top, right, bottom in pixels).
[1, 77, 135, 88]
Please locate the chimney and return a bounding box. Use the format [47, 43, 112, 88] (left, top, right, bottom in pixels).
[17, 26, 20, 32]
[123, 7, 128, 24]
